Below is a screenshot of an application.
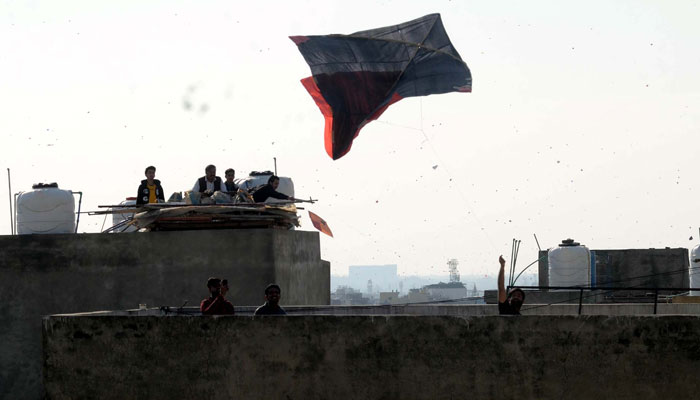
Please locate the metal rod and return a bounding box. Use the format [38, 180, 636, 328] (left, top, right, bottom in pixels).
[7, 168, 13, 235]
[515, 240, 521, 282]
[102, 218, 130, 233]
[578, 288, 584, 315]
[273, 157, 277, 176]
[100, 212, 108, 231]
[13, 193, 18, 235]
[73, 191, 83, 233]
[512, 240, 519, 286]
[511, 255, 548, 286]
[653, 289, 659, 314]
[511, 285, 700, 291]
[119, 219, 133, 232]
[533, 233, 541, 251]
[508, 238, 515, 286]
[513, 240, 521, 283]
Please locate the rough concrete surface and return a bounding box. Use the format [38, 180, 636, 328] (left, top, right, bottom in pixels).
[0, 229, 329, 400]
[43, 314, 700, 400]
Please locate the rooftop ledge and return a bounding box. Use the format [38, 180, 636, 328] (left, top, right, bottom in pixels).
[43, 312, 700, 400]
[46, 302, 700, 318]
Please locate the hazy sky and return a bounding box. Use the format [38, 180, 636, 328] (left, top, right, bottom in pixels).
[2, 1, 699, 277]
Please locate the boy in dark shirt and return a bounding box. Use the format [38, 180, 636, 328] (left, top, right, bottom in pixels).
[254, 284, 287, 316]
[497, 255, 525, 315]
[223, 169, 238, 193]
[136, 166, 165, 205]
[200, 277, 235, 315]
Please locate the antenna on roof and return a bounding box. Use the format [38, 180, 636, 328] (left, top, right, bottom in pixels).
[448, 259, 460, 283]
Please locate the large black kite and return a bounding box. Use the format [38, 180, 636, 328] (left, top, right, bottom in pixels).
[291, 13, 472, 160]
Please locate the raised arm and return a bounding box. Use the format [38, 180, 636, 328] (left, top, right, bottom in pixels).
[269, 189, 290, 200]
[201, 295, 224, 315]
[498, 255, 507, 303]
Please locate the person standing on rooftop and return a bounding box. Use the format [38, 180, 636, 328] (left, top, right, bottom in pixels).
[254, 284, 287, 316]
[136, 165, 164, 205]
[201, 277, 235, 315]
[497, 255, 525, 315]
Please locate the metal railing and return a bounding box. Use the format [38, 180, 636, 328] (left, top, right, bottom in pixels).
[509, 285, 700, 315]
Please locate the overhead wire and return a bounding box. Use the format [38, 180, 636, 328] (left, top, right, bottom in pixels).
[385, 264, 700, 310]
[519, 264, 700, 312]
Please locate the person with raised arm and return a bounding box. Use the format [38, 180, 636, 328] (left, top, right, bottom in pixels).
[498, 255, 525, 315]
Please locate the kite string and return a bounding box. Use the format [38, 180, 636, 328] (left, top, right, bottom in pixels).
[378, 100, 500, 256]
[322, 214, 394, 264]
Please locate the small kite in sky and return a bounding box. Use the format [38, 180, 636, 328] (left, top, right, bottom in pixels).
[308, 211, 333, 237]
[290, 13, 472, 160]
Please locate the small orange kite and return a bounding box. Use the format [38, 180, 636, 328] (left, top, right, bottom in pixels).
[308, 211, 333, 237]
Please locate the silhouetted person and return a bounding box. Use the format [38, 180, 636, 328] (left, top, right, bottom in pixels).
[136, 166, 165, 205]
[192, 164, 223, 197]
[252, 175, 295, 203]
[254, 284, 287, 315]
[221, 279, 229, 297]
[498, 255, 525, 315]
[200, 277, 234, 315]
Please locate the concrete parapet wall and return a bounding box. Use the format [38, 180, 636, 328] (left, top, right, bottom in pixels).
[0, 229, 329, 400]
[281, 303, 700, 316]
[43, 314, 700, 400]
[68, 302, 700, 317]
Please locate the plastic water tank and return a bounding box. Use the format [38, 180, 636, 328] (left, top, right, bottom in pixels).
[235, 171, 295, 202]
[16, 183, 75, 234]
[548, 238, 591, 288]
[111, 197, 138, 233]
[691, 245, 700, 296]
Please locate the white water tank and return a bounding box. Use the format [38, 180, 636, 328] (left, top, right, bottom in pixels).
[111, 197, 138, 233]
[691, 245, 700, 296]
[548, 239, 591, 288]
[16, 183, 75, 234]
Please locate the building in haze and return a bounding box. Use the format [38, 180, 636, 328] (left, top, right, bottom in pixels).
[348, 264, 398, 293]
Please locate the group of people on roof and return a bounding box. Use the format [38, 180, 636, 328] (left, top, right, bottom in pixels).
[200, 258, 524, 317]
[136, 164, 295, 205]
[200, 277, 287, 316]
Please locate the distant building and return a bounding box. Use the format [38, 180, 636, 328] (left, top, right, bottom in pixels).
[406, 288, 430, 303]
[331, 286, 369, 305]
[423, 282, 468, 301]
[379, 291, 400, 305]
[349, 264, 398, 292]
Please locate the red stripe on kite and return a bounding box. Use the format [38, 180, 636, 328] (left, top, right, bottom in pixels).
[289, 36, 310, 45]
[301, 77, 336, 159]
